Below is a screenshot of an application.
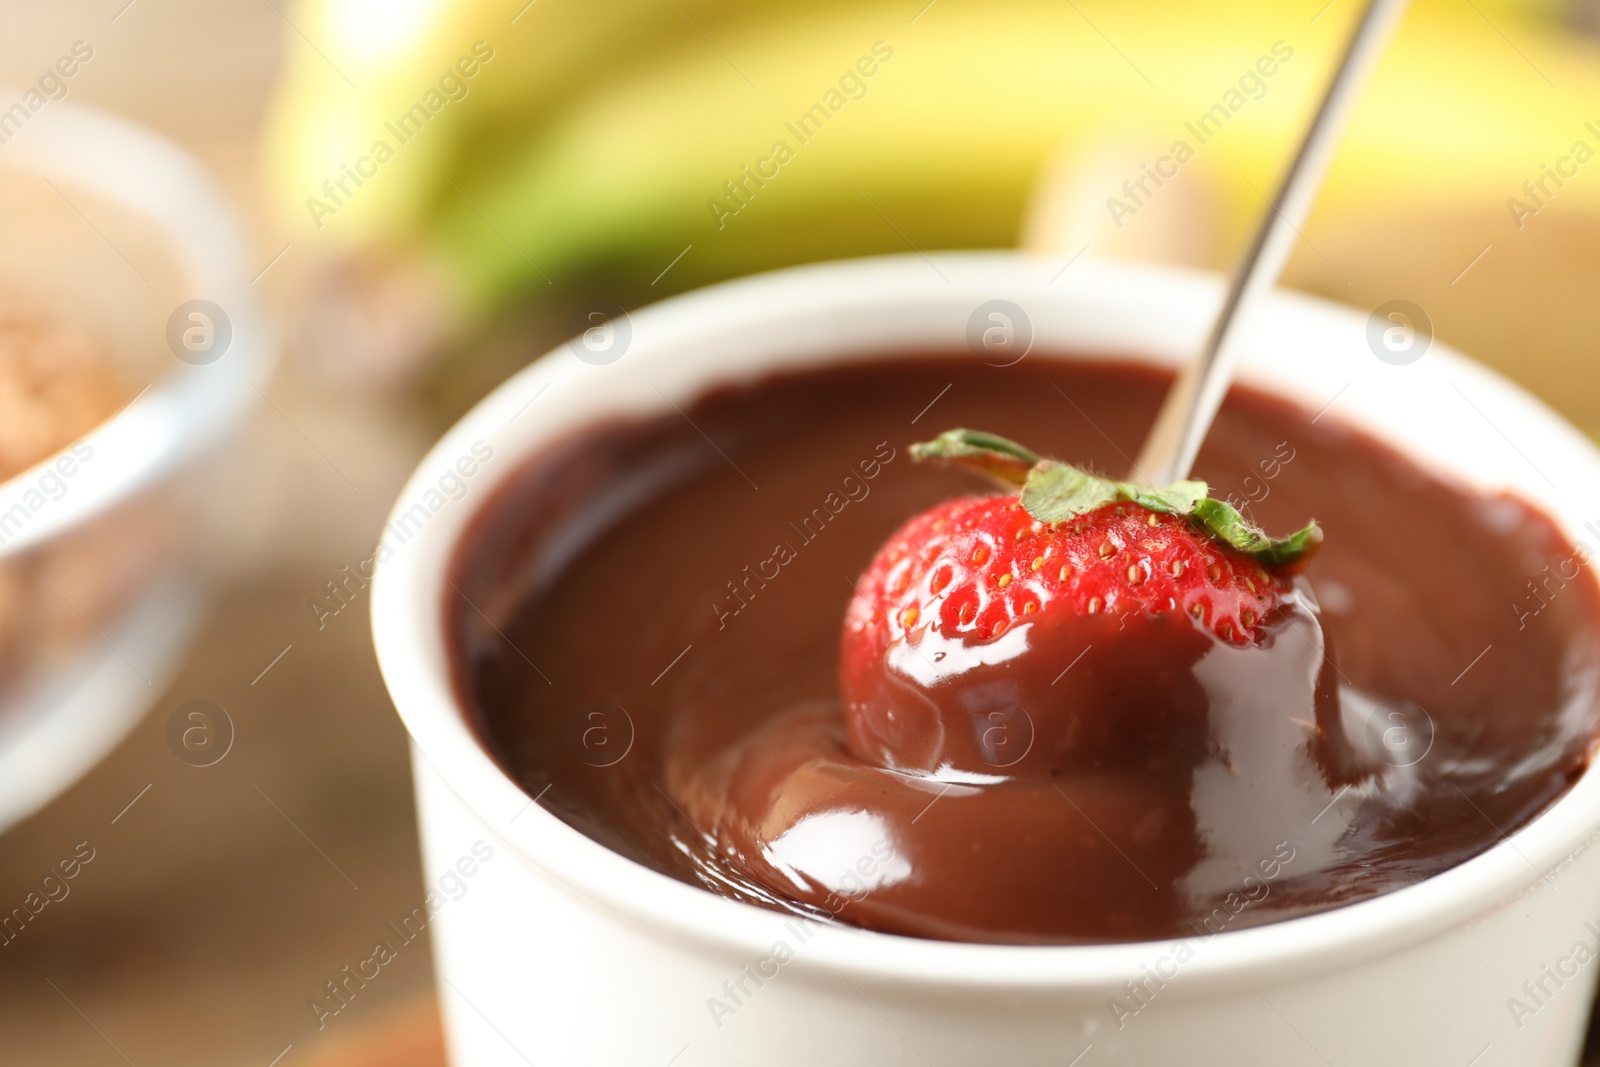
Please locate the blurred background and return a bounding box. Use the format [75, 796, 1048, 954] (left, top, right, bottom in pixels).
[2, 0, 1600, 1063]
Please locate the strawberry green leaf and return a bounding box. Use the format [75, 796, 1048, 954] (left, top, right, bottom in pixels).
[1019, 462, 1119, 521]
[910, 429, 1041, 488]
[913, 427, 1322, 570]
[1020, 466, 1215, 527]
[1191, 497, 1323, 569]
[1125, 480, 1209, 515]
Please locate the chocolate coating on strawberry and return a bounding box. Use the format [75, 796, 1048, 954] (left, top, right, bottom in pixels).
[840, 430, 1349, 780]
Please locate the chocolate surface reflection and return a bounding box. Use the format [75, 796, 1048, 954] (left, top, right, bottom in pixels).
[450, 357, 1600, 944]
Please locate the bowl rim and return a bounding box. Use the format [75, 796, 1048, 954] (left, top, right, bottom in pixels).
[0, 96, 270, 557]
[372, 251, 1600, 992]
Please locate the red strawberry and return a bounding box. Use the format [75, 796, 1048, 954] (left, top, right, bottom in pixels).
[840, 429, 1325, 777]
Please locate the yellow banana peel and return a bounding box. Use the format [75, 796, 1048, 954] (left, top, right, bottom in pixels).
[409, 0, 1600, 309]
[263, 0, 1600, 370]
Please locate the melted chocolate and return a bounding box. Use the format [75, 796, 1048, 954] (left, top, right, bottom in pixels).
[449, 357, 1600, 944]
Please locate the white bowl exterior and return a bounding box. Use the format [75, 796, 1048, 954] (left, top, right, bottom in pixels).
[374, 253, 1600, 1065]
[415, 752, 1600, 1066]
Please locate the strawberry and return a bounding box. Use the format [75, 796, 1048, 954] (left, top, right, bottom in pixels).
[840, 429, 1324, 777]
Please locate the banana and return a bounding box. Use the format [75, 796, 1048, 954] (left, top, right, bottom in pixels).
[264, 0, 1600, 429]
[264, 0, 865, 244]
[400, 0, 1600, 312]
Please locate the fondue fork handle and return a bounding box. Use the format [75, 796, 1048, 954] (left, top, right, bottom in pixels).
[1133, 0, 1411, 486]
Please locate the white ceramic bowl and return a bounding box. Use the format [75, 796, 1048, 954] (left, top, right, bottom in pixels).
[0, 99, 269, 832]
[373, 253, 1600, 1066]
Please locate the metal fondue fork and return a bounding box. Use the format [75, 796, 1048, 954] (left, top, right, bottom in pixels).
[1133, 0, 1412, 485]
